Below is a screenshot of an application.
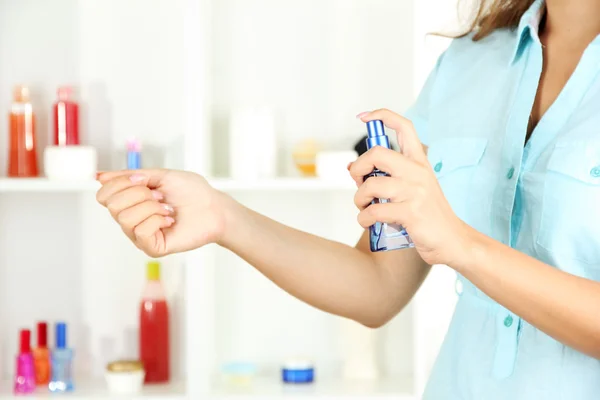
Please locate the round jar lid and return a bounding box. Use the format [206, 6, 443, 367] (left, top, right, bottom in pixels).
[107, 360, 144, 373]
[283, 358, 314, 370]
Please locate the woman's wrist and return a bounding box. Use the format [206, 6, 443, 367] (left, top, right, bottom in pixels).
[215, 191, 248, 250]
[448, 221, 487, 274]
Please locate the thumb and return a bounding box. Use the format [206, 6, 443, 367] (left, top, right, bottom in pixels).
[359, 109, 428, 164]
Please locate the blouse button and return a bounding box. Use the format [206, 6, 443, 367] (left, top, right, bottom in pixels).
[504, 315, 514, 328]
[434, 162, 443, 173]
[590, 166, 600, 178]
[507, 167, 515, 180]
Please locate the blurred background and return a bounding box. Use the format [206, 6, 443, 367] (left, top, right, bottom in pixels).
[0, 0, 464, 398]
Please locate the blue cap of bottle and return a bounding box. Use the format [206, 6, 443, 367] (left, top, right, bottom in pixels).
[365, 120, 390, 150]
[366, 120, 385, 138]
[56, 322, 68, 349]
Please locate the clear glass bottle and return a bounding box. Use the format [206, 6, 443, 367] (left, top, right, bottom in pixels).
[50, 322, 74, 392]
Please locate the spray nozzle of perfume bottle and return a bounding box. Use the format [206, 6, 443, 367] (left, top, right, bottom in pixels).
[366, 120, 386, 138]
[365, 120, 390, 150]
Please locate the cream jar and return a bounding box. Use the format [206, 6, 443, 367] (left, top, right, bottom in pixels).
[105, 360, 145, 394]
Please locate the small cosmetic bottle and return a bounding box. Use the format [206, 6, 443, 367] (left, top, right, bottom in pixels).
[364, 120, 414, 252]
[50, 322, 74, 392]
[126, 138, 142, 169]
[33, 322, 51, 385]
[14, 329, 36, 394]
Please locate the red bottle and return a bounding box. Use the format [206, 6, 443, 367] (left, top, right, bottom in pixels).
[140, 261, 170, 383]
[8, 86, 38, 177]
[52, 86, 79, 145]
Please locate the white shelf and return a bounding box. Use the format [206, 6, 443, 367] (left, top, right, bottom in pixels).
[210, 376, 414, 400]
[209, 178, 355, 192]
[0, 381, 185, 400]
[0, 178, 100, 193]
[0, 178, 355, 193]
[0, 377, 414, 400]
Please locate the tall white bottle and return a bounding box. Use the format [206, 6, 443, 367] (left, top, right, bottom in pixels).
[339, 318, 380, 380]
[229, 107, 277, 180]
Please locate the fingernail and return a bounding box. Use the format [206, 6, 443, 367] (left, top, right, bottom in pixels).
[165, 216, 175, 224]
[152, 190, 164, 200]
[130, 174, 145, 183]
[356, 111, 370, 119]
[163, 204, 174, 213]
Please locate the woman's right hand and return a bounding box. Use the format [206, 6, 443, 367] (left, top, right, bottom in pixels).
[96, 169, 233, 258]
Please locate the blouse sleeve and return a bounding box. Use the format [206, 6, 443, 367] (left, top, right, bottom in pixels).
[404, 52, 445, 147]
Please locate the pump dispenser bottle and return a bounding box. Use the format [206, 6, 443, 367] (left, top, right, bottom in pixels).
[364, 120, 414, 252]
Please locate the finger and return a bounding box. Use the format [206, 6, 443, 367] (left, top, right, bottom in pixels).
[116, 200, 174, 235]
[354, 176, 408, 211]
[96, 174, 148, 206]
[98, 169, 168, 188]
[133, 215, 175, 253]
[359, 109, 428, 164]
[349, 146, 422, 182]
[357, 202, 408, 229]
[105, 186, 161, 216]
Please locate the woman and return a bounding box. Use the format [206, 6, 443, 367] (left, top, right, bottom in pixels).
[96, 0, 600, 398]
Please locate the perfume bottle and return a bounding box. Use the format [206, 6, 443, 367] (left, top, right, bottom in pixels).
[14, 329, 36, 394]
[8, 85, 38, 177]
[50, 322, 74, 392]
[364, 120, 414, 252]
[33, 322, 51, 385]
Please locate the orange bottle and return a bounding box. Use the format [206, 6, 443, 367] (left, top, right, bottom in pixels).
[33, 322, 50, 385]
[8, 85, 38, 177]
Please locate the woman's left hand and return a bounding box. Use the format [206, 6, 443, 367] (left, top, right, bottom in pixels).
[350, 109, 472, 267]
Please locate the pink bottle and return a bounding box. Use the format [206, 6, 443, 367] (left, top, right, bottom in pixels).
[14, 329, 36, 394]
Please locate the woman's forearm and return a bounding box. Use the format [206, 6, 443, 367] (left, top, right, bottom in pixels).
[219, 199, 426, 327]
[456, 226, 600, 358]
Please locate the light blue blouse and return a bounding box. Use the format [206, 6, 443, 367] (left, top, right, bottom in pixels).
[405, 0, 600, 398]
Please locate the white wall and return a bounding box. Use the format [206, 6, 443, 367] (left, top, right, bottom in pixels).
[211, 0, 415, 176]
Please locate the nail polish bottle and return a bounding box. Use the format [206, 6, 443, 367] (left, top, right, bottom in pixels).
[33, 322, 51, 386]
[364, 120, 414, 252]
[126, 138, 142, 169]
[50, 322, 74, 392]
[14, 329, 36, 394]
